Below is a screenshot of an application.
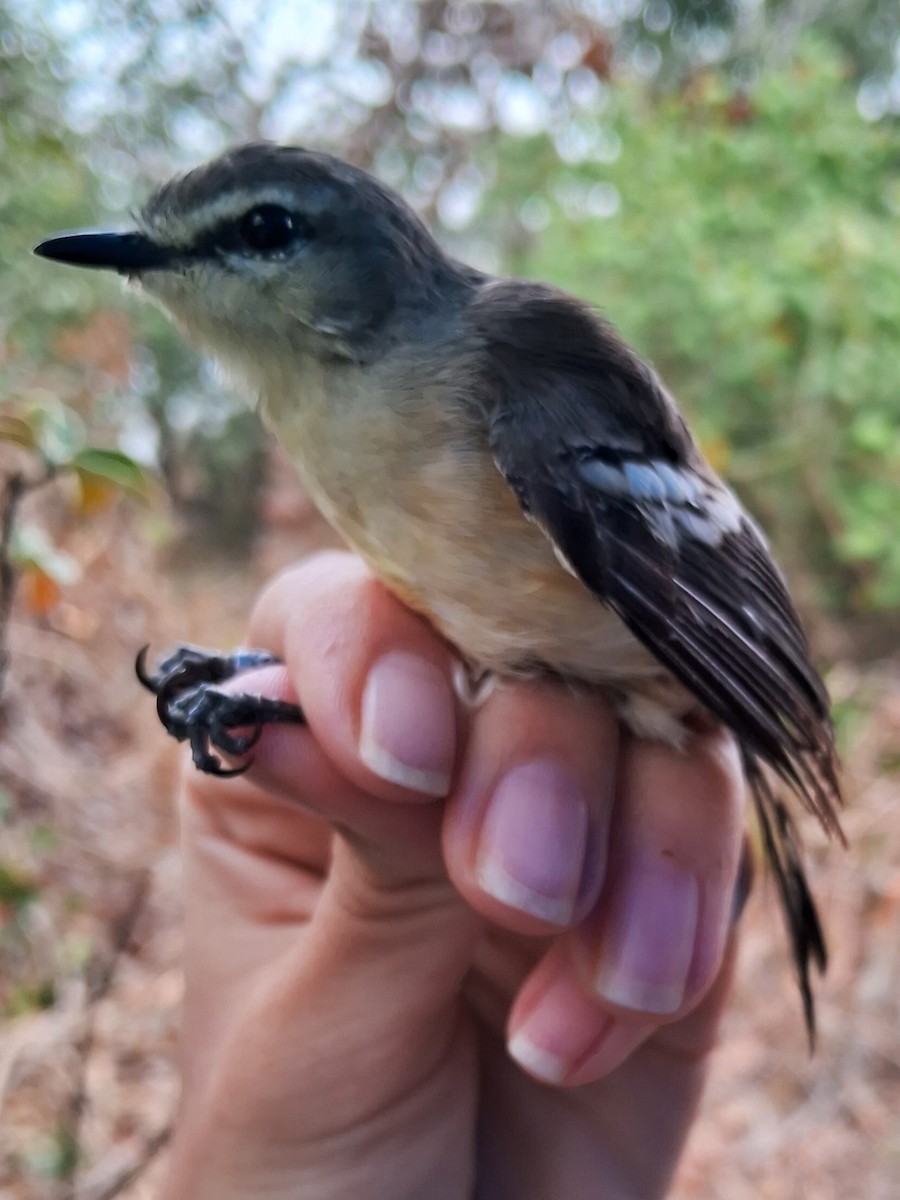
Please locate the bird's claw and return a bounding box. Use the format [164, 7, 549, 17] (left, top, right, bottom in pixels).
[136, 644, 305, 775]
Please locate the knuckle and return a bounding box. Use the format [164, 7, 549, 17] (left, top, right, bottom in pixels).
[272, 548, 366, 606]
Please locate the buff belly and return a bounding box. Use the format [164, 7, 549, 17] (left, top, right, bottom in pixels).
[279, 419, 693, 744]
[259, 362, 695, 743]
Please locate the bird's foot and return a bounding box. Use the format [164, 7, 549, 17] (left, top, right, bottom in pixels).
[136, 644, 305, 776]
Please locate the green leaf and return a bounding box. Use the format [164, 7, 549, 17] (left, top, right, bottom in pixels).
[72, 447, 152, 499]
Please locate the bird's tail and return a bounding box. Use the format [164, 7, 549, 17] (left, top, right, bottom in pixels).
[742, 752, 829, 1046]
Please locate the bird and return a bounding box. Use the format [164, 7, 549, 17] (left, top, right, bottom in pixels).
[34, 141, 842, 1037]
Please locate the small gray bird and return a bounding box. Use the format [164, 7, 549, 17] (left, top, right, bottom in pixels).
[35, 142, 842, 1035]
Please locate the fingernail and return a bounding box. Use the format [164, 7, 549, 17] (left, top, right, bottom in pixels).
[476, 761, 589, 925]
[508, 974, 650, 1086]
[359, 653, 456, 796]
[508, 974, 603, 1085]
[593, 850, 699, 1015]
[508, 1030, 571, 1084]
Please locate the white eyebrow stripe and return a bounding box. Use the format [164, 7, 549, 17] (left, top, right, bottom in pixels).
[140, 187, 303, 247]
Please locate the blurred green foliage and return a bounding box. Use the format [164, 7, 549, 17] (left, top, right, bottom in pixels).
[0, 36, 100, 354]
[491, 42, 900, 611]
[0, 859, 39, 912]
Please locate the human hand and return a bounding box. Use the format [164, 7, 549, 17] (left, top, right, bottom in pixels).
[161, 551, 747, 1200]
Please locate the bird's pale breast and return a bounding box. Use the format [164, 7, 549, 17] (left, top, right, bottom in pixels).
[262, 358, 692, 740]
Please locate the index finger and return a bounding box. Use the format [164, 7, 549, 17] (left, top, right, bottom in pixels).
[246, 550, 464, 806]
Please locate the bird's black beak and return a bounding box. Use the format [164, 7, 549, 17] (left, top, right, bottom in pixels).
[33, 230, 174, 274]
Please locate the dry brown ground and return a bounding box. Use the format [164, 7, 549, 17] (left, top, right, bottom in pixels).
[1, 455, 898, 1200]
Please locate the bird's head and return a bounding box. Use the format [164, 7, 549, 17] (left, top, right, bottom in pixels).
[35, 142, 463, 367]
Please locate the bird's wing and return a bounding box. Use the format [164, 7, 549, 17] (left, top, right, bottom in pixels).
[474, 280, 841, 1035]
[490, 400, 839, 824]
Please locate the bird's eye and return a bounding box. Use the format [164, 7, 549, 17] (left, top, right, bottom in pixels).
[238, 205, 301, 253]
